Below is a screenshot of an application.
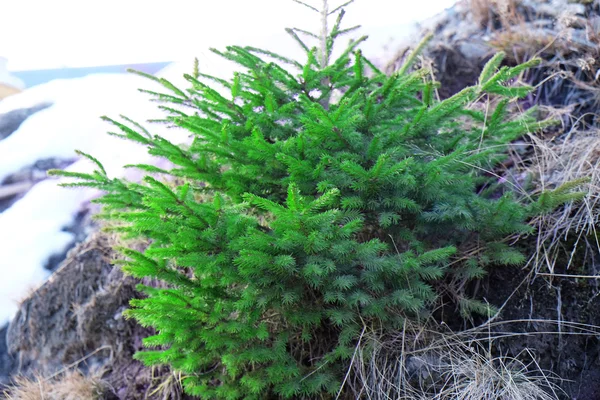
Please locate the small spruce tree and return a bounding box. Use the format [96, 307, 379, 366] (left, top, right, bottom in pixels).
[51, 1, 581, 398]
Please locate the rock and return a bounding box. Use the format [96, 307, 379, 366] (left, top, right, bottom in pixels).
[0, 102, 52, 141]
[0, 157, 77, 214]
[0, 157, 77, 212]
[0, 323, 14, 390]
[389, 0, 600, 128]
[387, 2, 493, 99]
[0, 182, 33, 209]
[5, 233, 190, 399]
[2, 157, 75, 185]
[457, 40, 491, 60]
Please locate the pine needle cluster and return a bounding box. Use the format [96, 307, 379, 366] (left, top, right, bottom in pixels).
[51, 1, 581, 398]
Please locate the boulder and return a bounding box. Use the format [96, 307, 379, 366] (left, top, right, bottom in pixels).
[389, 0, 600, 127]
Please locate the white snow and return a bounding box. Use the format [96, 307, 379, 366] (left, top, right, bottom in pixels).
[0, 1, 456, 324]
[3, 0, 456, 71]
[0, 74, 191, 183]
[0, 179, 88, 319]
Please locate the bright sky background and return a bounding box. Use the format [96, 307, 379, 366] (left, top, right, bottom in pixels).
[1, 0, 456, 71]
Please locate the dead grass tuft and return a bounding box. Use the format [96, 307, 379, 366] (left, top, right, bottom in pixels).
[490, 29, 560, 61]
[522, 128, 600, 275]
[143, 367, 186, 400]
[2, 371, 108, 400]
[344, 320, 562, 400]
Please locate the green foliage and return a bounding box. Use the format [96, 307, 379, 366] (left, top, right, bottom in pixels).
[50, 2, 580, 398]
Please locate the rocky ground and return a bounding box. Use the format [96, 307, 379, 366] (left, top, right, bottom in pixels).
[7, 234, 165, 399]
[1, 231, 194, 399]
[0, 102, 162, 397]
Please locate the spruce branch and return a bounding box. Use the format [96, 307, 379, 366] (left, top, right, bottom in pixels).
[397, 32, 433, 75]
[329, 0, 354, 15]
[292, 0, 319, 12]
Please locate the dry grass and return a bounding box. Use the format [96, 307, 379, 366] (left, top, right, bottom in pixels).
[521, 128, 600, 275]
[486, 3, 591, 63]
[452, 0, 600, 277]
[461, 0, 600, 116]
[344, 320, 564, 400]
[143, 368, 186, 400]
[470, 0, 521, 29]
[2, 371, 108, 400]
[490, 29, 559, 61]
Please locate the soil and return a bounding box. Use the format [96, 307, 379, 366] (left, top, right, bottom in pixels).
[5, 233, 193, 399]
[483, 260, 600, 399]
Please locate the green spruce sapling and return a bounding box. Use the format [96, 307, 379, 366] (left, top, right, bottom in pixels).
[50, 1, 581, 398]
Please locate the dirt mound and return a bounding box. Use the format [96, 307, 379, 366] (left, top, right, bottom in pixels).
[4, 233, 190, 399]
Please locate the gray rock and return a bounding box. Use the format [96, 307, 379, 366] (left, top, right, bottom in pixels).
[458, 40, 491, 60]
[0, 324, 14, 390]
[0, 102, 53, 141]
[0, 157, 77, 213]
[2, 157, 76, 186]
